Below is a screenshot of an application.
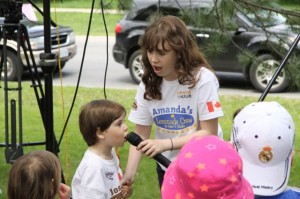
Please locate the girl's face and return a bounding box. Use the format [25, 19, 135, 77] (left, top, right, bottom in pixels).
[147, 42, 178, 81]
[105, 113, 128, 147]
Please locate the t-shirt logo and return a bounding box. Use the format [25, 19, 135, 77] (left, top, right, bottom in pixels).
[207, 101, 221, 113]
[105, 171, 115, 180]
[154, 113, 194, 130]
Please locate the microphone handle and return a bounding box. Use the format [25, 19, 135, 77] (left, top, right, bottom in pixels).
[153, 153, 171, 168]
[125, 132, 171, 168]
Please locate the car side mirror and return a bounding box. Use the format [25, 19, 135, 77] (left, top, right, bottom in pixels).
[235, 27, 247, 35]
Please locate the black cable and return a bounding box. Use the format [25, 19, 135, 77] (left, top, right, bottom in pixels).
[57, 0, 95, 147]
[100, 0, 109, 99]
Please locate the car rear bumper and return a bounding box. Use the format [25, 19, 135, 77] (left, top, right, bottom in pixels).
[20, 43, 77, 67]
[113, 44, 127, 67]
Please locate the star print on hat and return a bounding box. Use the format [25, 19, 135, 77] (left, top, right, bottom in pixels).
[161, 135, 254, 199]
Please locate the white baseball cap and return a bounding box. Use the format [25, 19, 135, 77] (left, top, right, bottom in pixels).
[231, 101, 295, 196]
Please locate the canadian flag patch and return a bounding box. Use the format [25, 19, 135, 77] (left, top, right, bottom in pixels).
[207, 101, 222, 113]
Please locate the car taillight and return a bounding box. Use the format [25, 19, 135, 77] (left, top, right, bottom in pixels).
[115, 23, 122, 34]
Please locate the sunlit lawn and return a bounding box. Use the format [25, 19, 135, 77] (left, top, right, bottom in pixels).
[0, 83, 299, 198]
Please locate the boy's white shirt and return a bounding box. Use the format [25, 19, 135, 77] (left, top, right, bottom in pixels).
[71, 148, 123, 199]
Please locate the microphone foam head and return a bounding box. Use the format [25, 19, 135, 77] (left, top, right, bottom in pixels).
[125, 132, 143, 146]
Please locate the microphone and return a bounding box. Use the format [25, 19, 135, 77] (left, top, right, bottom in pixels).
[125, 132, 171, 168]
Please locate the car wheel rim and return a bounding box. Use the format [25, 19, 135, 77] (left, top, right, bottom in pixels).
[255, 59, 285, 89]
[132, 55, 143, 81]
[1, 60, 13, 79]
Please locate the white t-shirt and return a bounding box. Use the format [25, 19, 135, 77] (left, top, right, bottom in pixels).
[129, 67, 224, 167]
[71, 149, 123, 199]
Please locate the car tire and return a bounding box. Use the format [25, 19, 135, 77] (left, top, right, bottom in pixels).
[128, 50, 143, 84]
[249, 54, 289, 93]
[0, 50, 23, 81]
[54, 62, 66, 72]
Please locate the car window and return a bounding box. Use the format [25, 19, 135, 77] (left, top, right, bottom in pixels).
[131, 5, 182, 22]
[131, 3, 215, 27]
[128, 0, 214, 23]
[128, 0, 240, 31]
[239, 7, 287, 27]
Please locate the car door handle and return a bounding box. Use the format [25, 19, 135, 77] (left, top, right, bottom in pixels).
[196, 33, 209, 38]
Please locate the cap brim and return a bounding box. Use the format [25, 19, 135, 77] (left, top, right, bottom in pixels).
[243, 157, 292, 196]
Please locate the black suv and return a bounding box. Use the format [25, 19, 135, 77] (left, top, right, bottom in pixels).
[113, 0, 300, 92]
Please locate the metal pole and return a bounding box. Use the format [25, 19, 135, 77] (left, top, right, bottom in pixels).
[42, 0, 56, 153]
[258, 33, 300, 101]
[41, 0, 64, 183]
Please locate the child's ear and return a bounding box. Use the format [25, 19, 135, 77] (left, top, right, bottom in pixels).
[291, 149, 295, 166]
[96, 129, 105, 139]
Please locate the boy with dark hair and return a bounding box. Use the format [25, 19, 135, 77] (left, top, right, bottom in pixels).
[72, 99, 132, 199]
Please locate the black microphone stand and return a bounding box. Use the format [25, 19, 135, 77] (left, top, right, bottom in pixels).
[41, 0, 57, 154]
[258, 33, 300, 101]
[40, 0, 64, 182]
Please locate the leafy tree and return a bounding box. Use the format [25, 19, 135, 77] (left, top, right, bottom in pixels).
[202, 0, 300, 90]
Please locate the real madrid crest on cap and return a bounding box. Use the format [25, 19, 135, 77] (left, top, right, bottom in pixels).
[258, 146, 273, 163]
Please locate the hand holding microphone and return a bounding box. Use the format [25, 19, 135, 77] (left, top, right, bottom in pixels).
[125, 132, 171, 168]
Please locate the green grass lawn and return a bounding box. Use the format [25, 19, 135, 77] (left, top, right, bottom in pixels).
[33, 0, 125, 36]
[35, 12, 123, 36]
[0, 83, 299, 198]
[35, 0, 122, 9]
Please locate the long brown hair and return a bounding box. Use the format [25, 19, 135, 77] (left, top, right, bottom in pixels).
[139, 15, 213, 100]
[7, 150, 61, 199]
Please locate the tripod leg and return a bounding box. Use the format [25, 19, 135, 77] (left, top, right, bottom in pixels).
[5, 99, 23, 163]
[21, 24, 60, 155]
[0, 48, 3, 80]
[2, 25, 23, 163]
[20, 24, 46, 124]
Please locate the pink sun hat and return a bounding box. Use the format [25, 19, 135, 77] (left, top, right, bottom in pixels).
[161, 135, 253, 199]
